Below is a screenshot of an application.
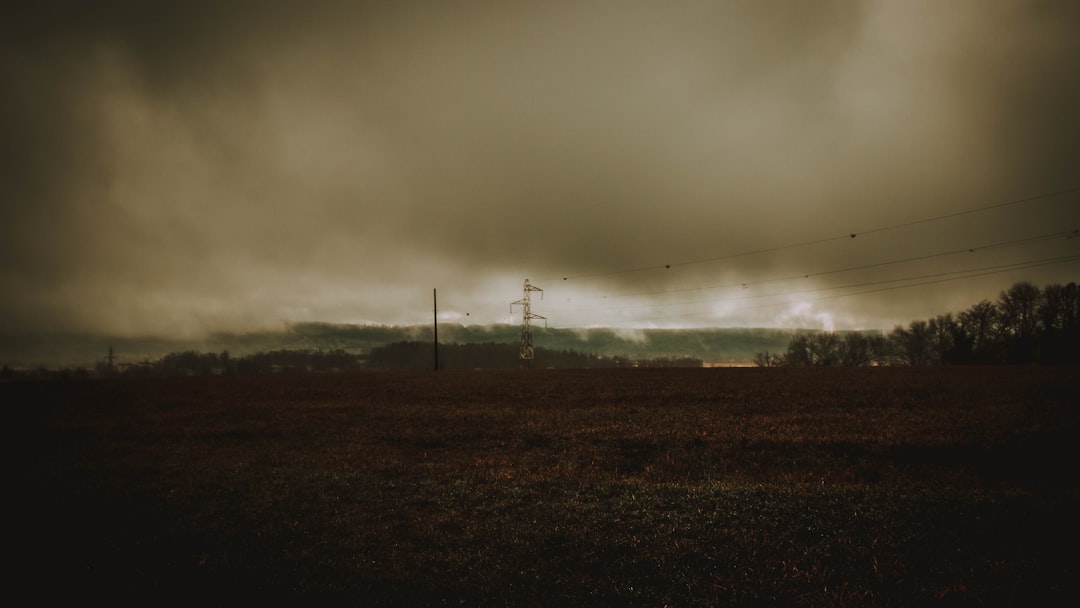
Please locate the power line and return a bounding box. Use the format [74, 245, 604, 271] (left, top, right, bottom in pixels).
[543, 186, 1078, 282]
[857, 187, 1080, 237]
[544, 228, 1077, 309]
[559, 252, 1080, 325]
[729, 254, 1080, 306]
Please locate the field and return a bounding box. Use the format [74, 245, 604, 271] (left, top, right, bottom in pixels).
[9, 367, 1080, 605]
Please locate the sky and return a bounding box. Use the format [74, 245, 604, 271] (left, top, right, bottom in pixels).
[2, 0, 1078, 338]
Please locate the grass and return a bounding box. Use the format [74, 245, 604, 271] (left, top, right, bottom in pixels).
[8, 366, 1079, 605]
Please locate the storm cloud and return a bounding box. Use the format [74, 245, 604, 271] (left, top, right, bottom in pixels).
[2, 0, 1078, 337]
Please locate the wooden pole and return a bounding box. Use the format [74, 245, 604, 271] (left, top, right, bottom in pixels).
[433, 288, 439, 371]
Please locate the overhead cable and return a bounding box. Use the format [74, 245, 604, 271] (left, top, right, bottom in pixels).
[543, 186, 1078, 282]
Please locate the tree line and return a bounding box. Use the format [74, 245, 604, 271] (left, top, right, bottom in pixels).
[755, 281, 1080, 367]
[75, 342, 702, 377]
[93, 348, 365, 377]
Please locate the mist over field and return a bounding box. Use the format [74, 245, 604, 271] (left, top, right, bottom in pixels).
[0, 323, 803, 370]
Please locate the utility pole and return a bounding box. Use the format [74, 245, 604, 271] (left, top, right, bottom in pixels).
[511, 279, 546, 365]
[433, 288, 439, 371]
[106, 345, 115, 374]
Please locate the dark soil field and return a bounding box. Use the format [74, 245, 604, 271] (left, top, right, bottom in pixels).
[9, 366, 1079, 605]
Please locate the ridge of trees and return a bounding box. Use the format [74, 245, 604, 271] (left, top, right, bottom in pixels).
[49, 343, 701, 378]
[92, 348, 365, 377]
[755, 281, 1080, 367]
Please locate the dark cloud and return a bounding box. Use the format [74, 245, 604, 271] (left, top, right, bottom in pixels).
[2, 1, 1078, 337]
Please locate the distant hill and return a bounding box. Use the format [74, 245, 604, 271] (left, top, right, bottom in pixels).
[1, 323, 814, 370]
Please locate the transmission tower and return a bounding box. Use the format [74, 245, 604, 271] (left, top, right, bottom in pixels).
[511, 279, 546, 364]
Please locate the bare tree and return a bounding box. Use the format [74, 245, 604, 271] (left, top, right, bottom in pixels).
[997, 282, 1042, 363]
[1038, 282, 1079, 333]
[839, 332, 880, 366]
[927, 313, 958, 365]
[753, 351, 784, 367]
[889, 320, 933, 366]
[783, 332, 842, 366]
[1038, 282, 1080, 362]
[959, 299, 1000, 363]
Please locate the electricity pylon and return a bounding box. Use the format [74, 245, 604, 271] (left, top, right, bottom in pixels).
[511, 279, 545, 364]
